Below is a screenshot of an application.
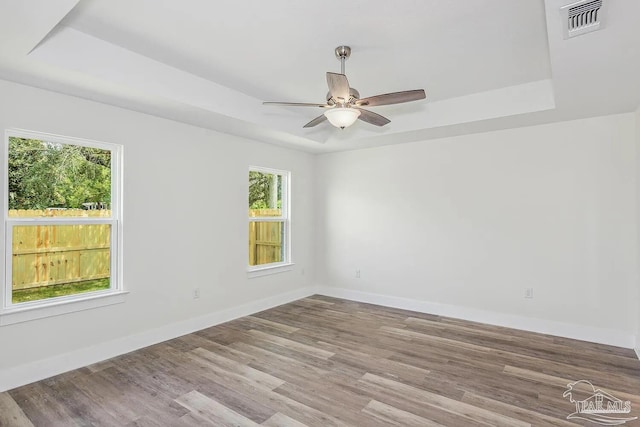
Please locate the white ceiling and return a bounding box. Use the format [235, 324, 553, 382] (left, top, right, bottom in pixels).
[0, 0, 638, 153]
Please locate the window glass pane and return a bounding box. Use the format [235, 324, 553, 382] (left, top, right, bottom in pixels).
[8, 137, 111, 217]
[249, 221, 284, 266]
[249, 171, 282, 217]
[11, 224, 111, 303]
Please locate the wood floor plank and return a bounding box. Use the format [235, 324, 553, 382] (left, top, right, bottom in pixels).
[246, 315, 301, 333]
[125, 415, 197, 427]
[165, 366, 277, 423]
[362, 399, 445, 427]
[246, 329, 335, 360]
[461, 392, 578, 427]
[228, 341, 338, 386]
[172, 356, 349, 426]
[503, 365, 640, 407]
[272, 378, 390, 427]
[190, 347, 285, 390]
[183, 350, 285, 393]
[405, 316, 640, 375]
[6, 295, 640, 426]
[295, 297, 336, 306]
[9, 382, 80, 427]
[355, 376, 491, 426]
[85, 360, 117, 374]
[380, 325, 494, 354]
[292, 326, 397, 359]
[177, 413, 217, 426]
[262, 412, 309, 427]
[0, 392, 34, 427]
[318, 340, 432, 384]
[498, 348, 640, 392]
[39, 376, 123, 427]
[359, 373, 531, 427]
[175, 390, 260, 427]
[93, 366, 190, 422]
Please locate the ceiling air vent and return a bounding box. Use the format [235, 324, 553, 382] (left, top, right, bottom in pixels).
[561, 0, 605, 39]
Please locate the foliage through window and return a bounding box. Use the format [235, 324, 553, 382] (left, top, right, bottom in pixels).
[4, 131, 122, 309]
[248, 168, 289, 268]
[8, 138, 111, 211]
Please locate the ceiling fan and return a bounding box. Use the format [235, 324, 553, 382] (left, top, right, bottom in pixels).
[263, 46, 426, 129]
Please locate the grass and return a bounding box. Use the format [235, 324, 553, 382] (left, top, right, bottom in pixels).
[12, 278, 110, 304]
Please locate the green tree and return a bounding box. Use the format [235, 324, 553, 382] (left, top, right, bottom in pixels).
[249, 171, 281, 209]
[8, 137, 111, 210]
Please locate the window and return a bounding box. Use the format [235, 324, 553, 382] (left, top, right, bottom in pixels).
[2, 129, 123, 323]
[248, 167, 291, 274]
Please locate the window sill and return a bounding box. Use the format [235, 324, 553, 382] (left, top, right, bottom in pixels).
[247, 263, 295, 279]
[0, 291, 128, 326]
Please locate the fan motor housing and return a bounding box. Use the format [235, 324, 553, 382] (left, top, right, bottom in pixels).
[326, 88, 360, 105]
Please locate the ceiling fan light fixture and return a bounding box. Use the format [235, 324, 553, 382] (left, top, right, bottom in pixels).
[263, 46, 426, 129]
[324, 107, 360, 129]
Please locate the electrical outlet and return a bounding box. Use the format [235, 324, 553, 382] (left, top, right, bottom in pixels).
[356, 269, 361, 278]
[525, 288, 534, 299]
[193, 288, 200, 299]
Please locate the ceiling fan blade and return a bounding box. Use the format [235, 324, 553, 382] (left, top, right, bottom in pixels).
[263, 101, 330, 108]
[356, 108, 391, 127]
[326, 72, 350, 102]
[303, 114, 328, 128]
[356, 89, 426, 107]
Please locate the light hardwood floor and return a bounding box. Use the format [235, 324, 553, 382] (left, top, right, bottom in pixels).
[2, 296, 640, 426]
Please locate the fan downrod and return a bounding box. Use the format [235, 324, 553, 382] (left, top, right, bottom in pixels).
[326, 47, 360, 104]
[335, 46, 351, 75]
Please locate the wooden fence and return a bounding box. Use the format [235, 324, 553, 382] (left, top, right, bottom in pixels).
[8, 209, 112, 218]
[9, 210, 111, 290]
[249, 209, 283, 266]
[10, 208, 283, 289]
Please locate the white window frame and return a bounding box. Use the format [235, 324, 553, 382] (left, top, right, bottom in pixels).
[248, 166, 293, 278]
[1, 129, 125, 325]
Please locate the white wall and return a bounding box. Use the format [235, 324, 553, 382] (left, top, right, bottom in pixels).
[316, 114, 638, 345]
[0, 80, 315, 387]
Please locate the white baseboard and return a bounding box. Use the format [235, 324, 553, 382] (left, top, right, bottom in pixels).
[0, 286, 316, 392]
[316, 286, 637, 349]
[635, 348, 640, 361]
